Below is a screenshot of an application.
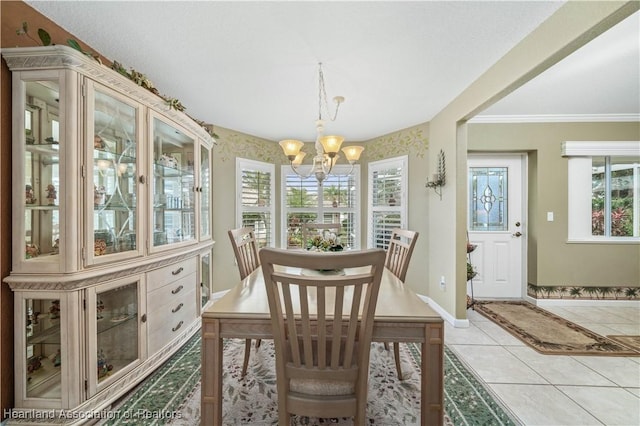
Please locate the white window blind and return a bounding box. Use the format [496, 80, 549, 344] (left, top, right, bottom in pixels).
[236, 158, 275, 247]
[368, 156, 408, 249]
[282, 165, 360, 249]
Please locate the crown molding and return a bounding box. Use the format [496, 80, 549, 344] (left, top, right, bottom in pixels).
[468, 113, 640, 124]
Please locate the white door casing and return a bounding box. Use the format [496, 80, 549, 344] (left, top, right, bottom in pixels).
[468, 155, 526, 299]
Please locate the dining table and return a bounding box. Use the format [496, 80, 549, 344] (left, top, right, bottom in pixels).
[200, 265, 444, 425]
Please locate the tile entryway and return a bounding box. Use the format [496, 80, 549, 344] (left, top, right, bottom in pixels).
[445, 305, 640, 425]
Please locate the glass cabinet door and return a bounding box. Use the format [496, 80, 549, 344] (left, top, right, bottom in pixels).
[87, 278, 143, 396]
[24, 297, 62, 401]
[22, 79, 62, 270]
[151, 116, 196, 250]
[86, 82, 141, 264]
[199, 143, 211, 240]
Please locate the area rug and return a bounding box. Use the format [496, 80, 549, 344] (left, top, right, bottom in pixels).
[474, 300, 639, 356]
[101, 334, 516, 426]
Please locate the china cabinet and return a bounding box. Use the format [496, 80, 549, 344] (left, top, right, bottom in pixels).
[3, 45, 215, 422]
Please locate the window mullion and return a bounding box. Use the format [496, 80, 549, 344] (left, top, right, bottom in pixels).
[604, 157, 612, 237]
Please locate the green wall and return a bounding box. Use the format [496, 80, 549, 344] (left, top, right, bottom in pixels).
[469, 122, 640, 288]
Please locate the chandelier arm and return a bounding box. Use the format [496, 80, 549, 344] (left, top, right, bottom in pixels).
[289, 162, 315, 179]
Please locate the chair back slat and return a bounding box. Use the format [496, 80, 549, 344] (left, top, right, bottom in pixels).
[228, 227, 261, 280]
[384, 229, 419, 282]
[317, 287, 327, 369]
[259, 248, 386, 422]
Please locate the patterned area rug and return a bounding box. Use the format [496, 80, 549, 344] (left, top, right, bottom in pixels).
[475, 301, 639, 356]
[102, 334, 516, 426]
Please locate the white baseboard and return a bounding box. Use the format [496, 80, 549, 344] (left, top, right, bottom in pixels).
[418, 294, 470, 328]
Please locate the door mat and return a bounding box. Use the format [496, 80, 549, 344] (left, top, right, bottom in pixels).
[474, 300, 639, 356]
[607, 335, 640, 353]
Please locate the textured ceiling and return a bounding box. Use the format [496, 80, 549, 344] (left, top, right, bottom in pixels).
[24, 1, 639, 142]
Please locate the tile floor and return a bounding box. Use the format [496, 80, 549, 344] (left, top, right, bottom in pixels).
[444, 304, 640, 426]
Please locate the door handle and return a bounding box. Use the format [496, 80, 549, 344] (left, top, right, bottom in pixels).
[513, 232, 522, 237]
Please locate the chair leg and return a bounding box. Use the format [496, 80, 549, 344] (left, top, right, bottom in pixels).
[393, 343, 403, 380]
[241, 339, 252, 377]
[383, 342, 390, 351]
[255, 338, 261, 348]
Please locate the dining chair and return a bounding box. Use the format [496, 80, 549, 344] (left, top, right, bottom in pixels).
[384, 228, 419, 379]
[301, 222, 341, 250]
[228, 227, 262, 377]
[259, 247, 386, 425]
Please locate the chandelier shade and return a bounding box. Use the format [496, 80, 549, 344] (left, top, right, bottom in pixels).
[342, 145, 365, 163]
[279, 139, 305, 160]
[319, 135, 344, 156]
[278, 63, 364, 184]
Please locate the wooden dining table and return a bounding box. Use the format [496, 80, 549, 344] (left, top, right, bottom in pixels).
[200, 266, 444, 425]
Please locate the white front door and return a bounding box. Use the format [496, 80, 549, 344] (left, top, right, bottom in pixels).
[467, 155, 526, 299]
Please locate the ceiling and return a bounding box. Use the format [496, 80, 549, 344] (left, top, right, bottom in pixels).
[25, 1, 639, 142]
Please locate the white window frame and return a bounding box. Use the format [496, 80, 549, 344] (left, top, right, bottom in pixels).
[367, 155, 408, 248]
[563, 141, 640, 243]
[235, 158, 275, 247]
[280, 164, 361, 249]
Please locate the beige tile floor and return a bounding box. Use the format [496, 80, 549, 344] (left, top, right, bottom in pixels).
[445, 304, 640, 426]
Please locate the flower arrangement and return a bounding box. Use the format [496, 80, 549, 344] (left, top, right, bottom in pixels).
[307, 231, 343, 252]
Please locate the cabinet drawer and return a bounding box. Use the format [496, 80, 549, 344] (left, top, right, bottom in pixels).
[147, 287, 196, 334]
[146, 258, 197, 291]
[147, 272, 195, 308]
[147, 292, 197, 354]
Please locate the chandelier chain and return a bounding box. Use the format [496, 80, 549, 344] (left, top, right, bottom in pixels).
[318, 63, 340, 122]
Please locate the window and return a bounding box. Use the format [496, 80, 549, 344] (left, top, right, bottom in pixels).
[367, 156, 408, 249]
[563, 141, 640, 241]
[282, 165, 360, 249]
[236, 158, 275, 248]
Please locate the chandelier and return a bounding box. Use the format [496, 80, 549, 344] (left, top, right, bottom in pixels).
[279, 63, 364, 184]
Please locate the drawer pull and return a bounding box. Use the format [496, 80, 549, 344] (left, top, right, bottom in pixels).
[171, 285, 184, 295]
[172, 321, 184, 332]
[171, 303, 184, 313]
[141, 314, 147, 323]
[172, 267, 184, 276]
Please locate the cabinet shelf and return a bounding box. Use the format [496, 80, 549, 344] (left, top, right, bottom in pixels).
[27, 357, 62, 399]
[27, 321, 60, 345]
[96, 311, 137, 334]
[24, 204, 59, 211]
[25, 143, 59, 155]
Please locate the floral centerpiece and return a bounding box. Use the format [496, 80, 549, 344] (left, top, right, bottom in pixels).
[307, 231, 343, 252]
